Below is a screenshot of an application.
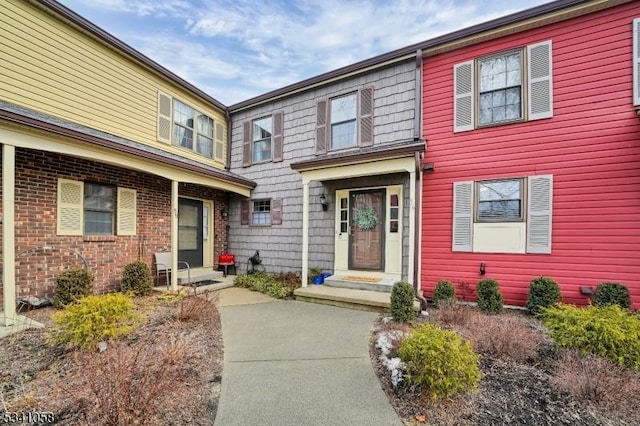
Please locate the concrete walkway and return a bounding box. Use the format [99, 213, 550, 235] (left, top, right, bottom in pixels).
[215, 288, 402, 426]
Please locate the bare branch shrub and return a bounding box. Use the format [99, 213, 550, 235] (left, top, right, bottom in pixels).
[464, 312, 543, 362]
[551, 350, 640, 422]
[176, 293, 218, 322]
[434, 299, 473, 327]
[67, 339, 191, 425]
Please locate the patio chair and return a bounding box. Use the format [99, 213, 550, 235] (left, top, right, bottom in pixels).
[154, 252, 190, 289]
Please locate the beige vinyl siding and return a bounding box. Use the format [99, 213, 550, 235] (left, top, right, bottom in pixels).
[0, 0, 227, 167]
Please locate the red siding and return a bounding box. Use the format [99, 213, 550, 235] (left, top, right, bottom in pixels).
[421, 3, 640, 309]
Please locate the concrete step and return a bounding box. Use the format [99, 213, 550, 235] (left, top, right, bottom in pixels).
[323, 275, 396, 293]
[177, 269, 223, 286]
[294, 285, 420, 313]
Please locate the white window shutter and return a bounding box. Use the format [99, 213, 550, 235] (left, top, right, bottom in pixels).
[157, 91, 172, 143]
[117, 188, 137, 236]
[453, 61, 474, 132]
[57, 179, 84, 236]
[527, 175, 553, 254]
[633, 18, 640, 106]
[452, 181, 473, 252]
[528, 41, 553, 120]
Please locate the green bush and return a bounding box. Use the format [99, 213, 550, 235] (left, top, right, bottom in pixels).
[526, 276, 561, 316]
[233, 272, 295, 299]
[50, 293, 144, 350]
[121, 260, 153, 296]
[390, 281, 416, 322]
[541, 304, 640, 371]
[433, 280, 456, 307]
[54, 268, 94, 308]
[476, 279, 503, 314]
[398, 323, 482, 399]
[592, 282, 630, 309]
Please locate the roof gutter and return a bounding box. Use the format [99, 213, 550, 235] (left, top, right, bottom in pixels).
[0, 109, 256, 189]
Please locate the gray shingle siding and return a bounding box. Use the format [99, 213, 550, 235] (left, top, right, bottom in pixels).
[228, 59, 416, 276]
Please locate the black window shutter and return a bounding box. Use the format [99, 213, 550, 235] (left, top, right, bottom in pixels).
[359, 87, 374, 147]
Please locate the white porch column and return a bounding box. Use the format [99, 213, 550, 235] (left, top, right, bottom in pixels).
[301, 181, 310, 287]
[2, 144, 16, 326]
[171, 180, 179, 291]
[408, 171, 416, 285]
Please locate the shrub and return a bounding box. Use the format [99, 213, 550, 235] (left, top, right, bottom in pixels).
[390, 281, 416, 322]
[121, 260, 153, 296]
[433, 280, 456, 307]
[526, 276, 561, 316]
[233, 272, 295, 299]
[54, 268, 94, 308]
[69, 340, 190, 425]
[551, 350, 640, 422]
[435, 298, 473, 326]
[50, 293, 144, 350]
[476, 279, 503, 314]
[398, 323, 482, 399]
[465, 313, 543, 362]
[592, 282, 630, 309]
[541, 304, 640, 371]
[176, 295, 217, 322]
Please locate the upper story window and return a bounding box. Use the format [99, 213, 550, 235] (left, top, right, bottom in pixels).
[315, 87, 374, 154]
[453, 40, 552, 133]
[330, 93, 357, 149]
[478, 51, 522, 126]
[252, 116, 272, 163]
[157, 92, 225, 162]
[242, 112, 284, 167]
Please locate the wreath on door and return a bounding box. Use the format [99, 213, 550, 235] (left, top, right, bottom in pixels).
[354, 206, 378, 230]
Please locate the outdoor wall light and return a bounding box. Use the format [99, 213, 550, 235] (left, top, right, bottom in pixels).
[319, 193, 328, 211]
[220, 208, 229, 220]
[479, 262, 486, 275]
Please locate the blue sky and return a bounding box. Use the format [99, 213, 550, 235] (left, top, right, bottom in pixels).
[58, 0, 549, 105]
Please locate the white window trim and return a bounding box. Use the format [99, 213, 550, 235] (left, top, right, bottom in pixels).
[452, 175, 552, 254]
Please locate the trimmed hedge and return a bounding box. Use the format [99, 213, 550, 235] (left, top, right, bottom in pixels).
[592, 282, 630, 310]
[433, 280, 456, 308]
[390, 281, 416, 322]
[476, 279, 503, 314]
[526, 276, 561, 316]
[54, 268, 94, 308]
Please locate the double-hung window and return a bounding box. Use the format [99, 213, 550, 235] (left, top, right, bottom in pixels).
[252, 116, 272, 163]
[476, 179, 524, 222]
[478, 51, 523, 126]
[251, 200, 271, 225]
[330, 93, 357, 149]
[454, 40, 553, 132]
[84, 183, 116, 235]
[156, 92, 225, 162]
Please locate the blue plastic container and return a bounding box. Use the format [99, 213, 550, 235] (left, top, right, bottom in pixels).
[312, 275, 324, 285]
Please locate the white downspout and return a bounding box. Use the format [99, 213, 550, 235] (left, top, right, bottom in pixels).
[301, 181, 310, 287]
[171, 180, 179, 291]
[408, 170, 416, 285]
[2, 144, 16, 326]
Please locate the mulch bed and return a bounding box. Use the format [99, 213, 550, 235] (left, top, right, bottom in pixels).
[0, 292, 223, 425]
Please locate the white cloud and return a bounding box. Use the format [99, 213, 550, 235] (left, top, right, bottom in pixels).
[59, 0, 548, 104]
